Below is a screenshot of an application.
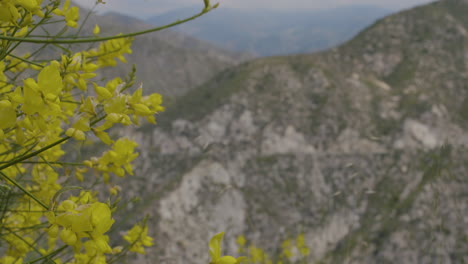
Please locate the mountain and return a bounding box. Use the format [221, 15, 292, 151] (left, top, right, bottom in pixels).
[114, 0, 468, 263]
[147, 5, 393, 56]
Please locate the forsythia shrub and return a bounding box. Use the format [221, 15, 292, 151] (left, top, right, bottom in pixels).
[0, 0, 243, 263]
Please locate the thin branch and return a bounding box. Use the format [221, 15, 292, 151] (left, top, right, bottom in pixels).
[0, 171, 49, 210]
[0, 137, 70, 171]
[0, 6, 217, 44]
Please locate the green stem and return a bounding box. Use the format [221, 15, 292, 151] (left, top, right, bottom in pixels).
[61, 100, 81, 104]
[0, 171, 49, 210]
[4, 226, 44, 255]
[0, 3, 58, 61]
[6, 53, 44, 68]
[0, 161, 83, 166]
[0, 137, 70, 171]
[0, 115, 105, 171]
[0, 7, 216, 44]
[27, 245, 67, 264]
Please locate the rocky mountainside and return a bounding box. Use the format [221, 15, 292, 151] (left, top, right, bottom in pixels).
[147, 5, 392, 56]
[116, 0, 468, 263]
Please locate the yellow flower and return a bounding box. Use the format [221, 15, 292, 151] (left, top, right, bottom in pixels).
[0, 2, 20, 23]
[209, 232, 245, 264]
[79, 97, 96, 115]
[53, 0, 80, 28]
[65, 7, 79, 28]
[236, 235, 246, 247]
[14, 26, 29, 37]
[38, 61, 63, 96]
[15, 0, 40, 11]
[133, 103, 152, 116]
[248, 246, 271, 264]
[85, 37, 133, 67]
[109, 185, 121, 196]
[52, 200, 114, 251]
[94, 83, 113, 100]
[87, 138, 139, 179]
[0, 104, 16, 130]
[93, 129, 114, 145]
[21, 62, 63, 116]
[280, 239, 293, 259]
[48, 224, 60, 238]
[60, 228, 77, 246]
[123, 222, 153, 254]
[89, 203, 114, 235]
[296, 234, 310, 257]
[93, 24, 100, 35]
[65, 128, 86, 141]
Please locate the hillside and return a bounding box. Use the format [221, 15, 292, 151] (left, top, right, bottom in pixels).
[115, 0, 468, 263]
[147, 5, 392, 56]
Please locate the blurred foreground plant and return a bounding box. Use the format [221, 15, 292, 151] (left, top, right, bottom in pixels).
[0, 0, 223, 263]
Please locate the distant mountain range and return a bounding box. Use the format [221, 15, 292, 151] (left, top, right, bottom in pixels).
[147, 5, 393, 56]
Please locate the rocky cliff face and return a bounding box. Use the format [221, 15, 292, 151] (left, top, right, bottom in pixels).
[117, 1, 468, 263]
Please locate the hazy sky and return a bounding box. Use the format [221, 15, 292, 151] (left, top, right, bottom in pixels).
[80, 0, 436, 18]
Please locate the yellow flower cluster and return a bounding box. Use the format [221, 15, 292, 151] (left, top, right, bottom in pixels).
[47, 201, 114, 248]
[53, 0, 80, 28]
[235, 234, 310, 264]
[85, 36, 134, 67]
[85, 138, 139, 182]
[0, 1, 161, 263]
[295, 234, 310, 257]
[0, 0, 43, 24]
[209, 232, 245, 264]
[0, 1, 235, 263]
[123, 222, 154, 254]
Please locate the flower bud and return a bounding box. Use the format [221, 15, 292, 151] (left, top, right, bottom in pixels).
[93, 24, 100, 35]
[134, 104, 152, 115]
[94, 84, 112, 99]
